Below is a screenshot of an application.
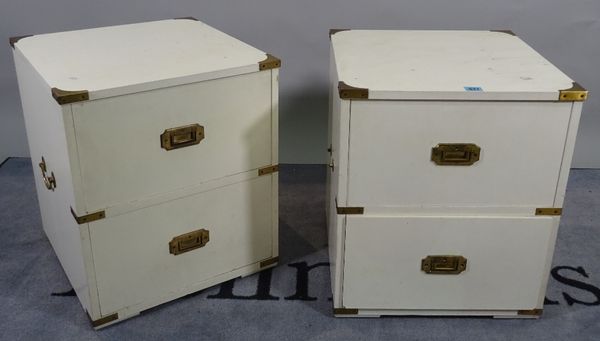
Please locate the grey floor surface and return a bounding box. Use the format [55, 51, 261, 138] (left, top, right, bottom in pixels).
[0, 157, 599, 340]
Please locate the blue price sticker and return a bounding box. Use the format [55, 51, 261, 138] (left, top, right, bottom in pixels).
[464, 86, 483, 91]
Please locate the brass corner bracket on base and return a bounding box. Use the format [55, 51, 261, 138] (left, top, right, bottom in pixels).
[260, 256, 279, 268]
[559, 82, 588, 102]
[329, 29, 350, 38]
[338, 81, 368, 100]
[333, 308, 359, 315]
[490, 29, 516, 36]
[258, 164, 279, 176]
[335, 198, 364, 215]
[91, 313, 119, 328]
[517, 308, 543, 317]
[9, 35, 33, 49]
[259, 54, 281, 71]
[70, 207, 106, 224]
[51, 88, 89, 105]
[535, 208, 562, 216]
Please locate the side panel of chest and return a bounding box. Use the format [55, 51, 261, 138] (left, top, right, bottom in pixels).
[13, 49, 93, 315]
[72, 71, 274, 212]
[347, 100, 573, 208]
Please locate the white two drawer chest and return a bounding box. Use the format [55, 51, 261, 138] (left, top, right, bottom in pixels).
[327, 29, 587, 318]
[11, 18, 280, 328]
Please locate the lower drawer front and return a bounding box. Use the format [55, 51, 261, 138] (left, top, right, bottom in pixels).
[88, 176, 274, 315]
[342, 216, 557, 310]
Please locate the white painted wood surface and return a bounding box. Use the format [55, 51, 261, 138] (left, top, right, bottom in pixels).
[13, 48, 91, 314]
[270, 69, 280, 257]
[342, 216, 556, 310]
[13, 18, 279, 327]
[90, 176, 273, 315]
[554, 102, 582, 208]
[72, 70, 272, 212]
[328, 29, 584, 317]
[331, 30, 574, 101]
[326, 47, 349, 307]
[347, 100, 572, 208]
[13, 19, 268, 100]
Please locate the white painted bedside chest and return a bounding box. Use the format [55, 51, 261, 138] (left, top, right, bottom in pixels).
[327, 29, 587, 318]
[11, 18, 280, 328]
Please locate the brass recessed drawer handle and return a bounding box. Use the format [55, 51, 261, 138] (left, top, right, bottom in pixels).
[169, 229, 210, 255]
[38, 157, 56, 191]
[431, 143, 481, 165]
[421, 255, 467, 274]
[160, 123, 204, 151]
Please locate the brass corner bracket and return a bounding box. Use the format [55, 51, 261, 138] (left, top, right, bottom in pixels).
[9, 35, 33, 49]
[333, 308, 359, 315]
[535, 208, 562, 216]
[51, 88, 89, 105]
[173, 16, 198, 21]
[329, 29, 350, 38]
[338, 81, 368, 100]
[259, 54, 281, 71]
[70, 207, 106, 224]
[336, 206, 364, 215]
[91, 313, 119, 328]
[559, 82, 588, 101]
[490, 29, 516, 36]
[260, 256, 279, 268]
[335, 198, 364, 215]
[258, 164, 279, 176]
[517, 308, 543, 316]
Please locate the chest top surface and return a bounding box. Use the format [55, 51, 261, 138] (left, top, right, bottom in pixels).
[331, 30, 579, 101]
[14, 19, 269, 99]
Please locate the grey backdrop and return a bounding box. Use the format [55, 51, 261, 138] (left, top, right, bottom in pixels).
[1, 0, 599, 166]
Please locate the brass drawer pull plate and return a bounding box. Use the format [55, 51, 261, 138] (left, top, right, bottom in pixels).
[421, 255, 467, 274]
[431, 143, 481, 165]
[169, 229, 210, 255]
[161, 123, 204, 151]
[39, 157, 56, 191]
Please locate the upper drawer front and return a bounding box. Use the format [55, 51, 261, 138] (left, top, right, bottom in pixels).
[72, 71, 273, 211]
[347, 101, 572, 208]
[342, 215, 557, 310]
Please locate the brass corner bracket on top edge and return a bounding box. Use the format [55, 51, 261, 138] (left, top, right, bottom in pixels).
[51, 88, 89, 105]
[259, 54, 281, 71]
[9, 35, 33, 48]
[559, 82, 588, 102]
[338, 81, 368, 100]
[329, 29, 351, 39]
[490, 29, 516, 36]
[173, 16, 198, 21]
